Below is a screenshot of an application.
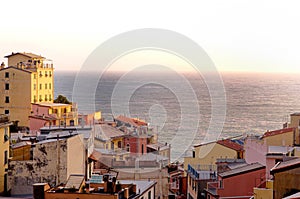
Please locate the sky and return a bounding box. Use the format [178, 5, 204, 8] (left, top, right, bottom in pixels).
[1, 0, 300, 73]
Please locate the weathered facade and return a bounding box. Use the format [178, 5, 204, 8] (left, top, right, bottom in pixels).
[117, 168, 169, 199]
[8, 134, 85, 195]
[271, 158, 300, 199]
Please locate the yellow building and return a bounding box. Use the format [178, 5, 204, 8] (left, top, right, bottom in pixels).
[287, 112, 300, 145]
[29, 102, 78, 131]
[94, 124, 125, 150]
[262, 127, 295, 146]
[184, 139, 244, 171]
[11, 141, 32, 161]
[253, 180, 273, 199]
[0, 52, 54, 127]
[0, 114, 12, 195]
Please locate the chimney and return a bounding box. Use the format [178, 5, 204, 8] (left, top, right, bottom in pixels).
[0, 62, 5, 69]
[124, 187, 129, 199]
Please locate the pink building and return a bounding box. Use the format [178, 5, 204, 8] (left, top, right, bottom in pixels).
[244, 135, 267, 166]
[205, 163, 265, 199]
[29, 103, 78, 133]
[245, 135, 294, 179]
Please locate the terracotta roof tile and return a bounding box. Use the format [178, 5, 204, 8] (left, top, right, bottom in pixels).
[217, 139, 244, 151]
[115, 115, 147, 127]
[263, 127, 295, 138]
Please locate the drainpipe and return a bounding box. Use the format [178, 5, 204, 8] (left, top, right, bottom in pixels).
[56, 134, 60, 185]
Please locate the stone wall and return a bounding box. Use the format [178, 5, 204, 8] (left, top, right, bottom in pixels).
[8, 139, 68, 195]
[117, 168, 169, 199]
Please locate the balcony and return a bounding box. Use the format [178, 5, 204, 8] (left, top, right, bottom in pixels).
[206, 182, 219, 196]
[62, 112, 77, 119]
[188, 164, 217, 180]
[0, 114, 9, 123]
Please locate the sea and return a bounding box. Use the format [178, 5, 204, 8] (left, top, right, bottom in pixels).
[54, 71, 300, 161]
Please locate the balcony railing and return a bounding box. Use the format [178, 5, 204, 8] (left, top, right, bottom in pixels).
[0, 114, 9, 123]
[188, 164, 217, 180]
[62, 112, 77, 118]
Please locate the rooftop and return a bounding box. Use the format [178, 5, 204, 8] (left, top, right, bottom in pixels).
[283, 192, 300, 199]
[137, 152, 169, 162]
[33, 102, 72, 107]
[12, 141, 32, 149]
[263, 127, 294, 138]
[217, 139, 244, 151]
[147, 142, 170, 151]
[0, 65, 33, 73]
[267, 146, 293, 156]
[271, 157, 300, 174]
[218, 162, 265, 178]
[290, 112, 300, 116]
[119, 180, 156, 195]
[95, 124, 125, 140]
[64, 174, 85, 190]
[4, 52, 45, 59]
[115, 115, 147, 127]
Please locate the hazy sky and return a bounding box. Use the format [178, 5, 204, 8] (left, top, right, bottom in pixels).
[1, 0, 300, 73]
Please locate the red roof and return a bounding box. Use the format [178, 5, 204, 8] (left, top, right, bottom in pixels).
[217, 139, 243, 151]
[115, 115, 147, 127]
[263, 127, 294, 138]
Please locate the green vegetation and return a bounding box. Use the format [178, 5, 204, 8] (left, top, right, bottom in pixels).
[54, 95, 71, 104]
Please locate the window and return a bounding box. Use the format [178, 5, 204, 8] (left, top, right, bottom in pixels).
[39, 84, 42, 90]
[49, 83, 51, 89]
[45, 83, 47, 89]
[5, 72, 9, 78]
[45, 95, 48, 101]
[148, 191, 151, 199]
[39, 71, 42, 77]
[34, 95, 37, 103]
[49, 94, 52, 101]
[49, 71, 52, 77]
[126, 143, 130, 152]
[142, 144, 144, 154]
[45, 71, 48, 77]
[33, 84, 36, 90]
[4, 150, 8, 165]
[39, 95, 42, 102]
[4, 127, 8, 142]
[5, 96, 9, 103]
[219, 180, 223, 188]
[4, 110, 9, 115]
[111, 141, 114, 150]
[33, 74, 36, 79]
[5, 83, 9, 90]
[118, 141, 122, 148]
